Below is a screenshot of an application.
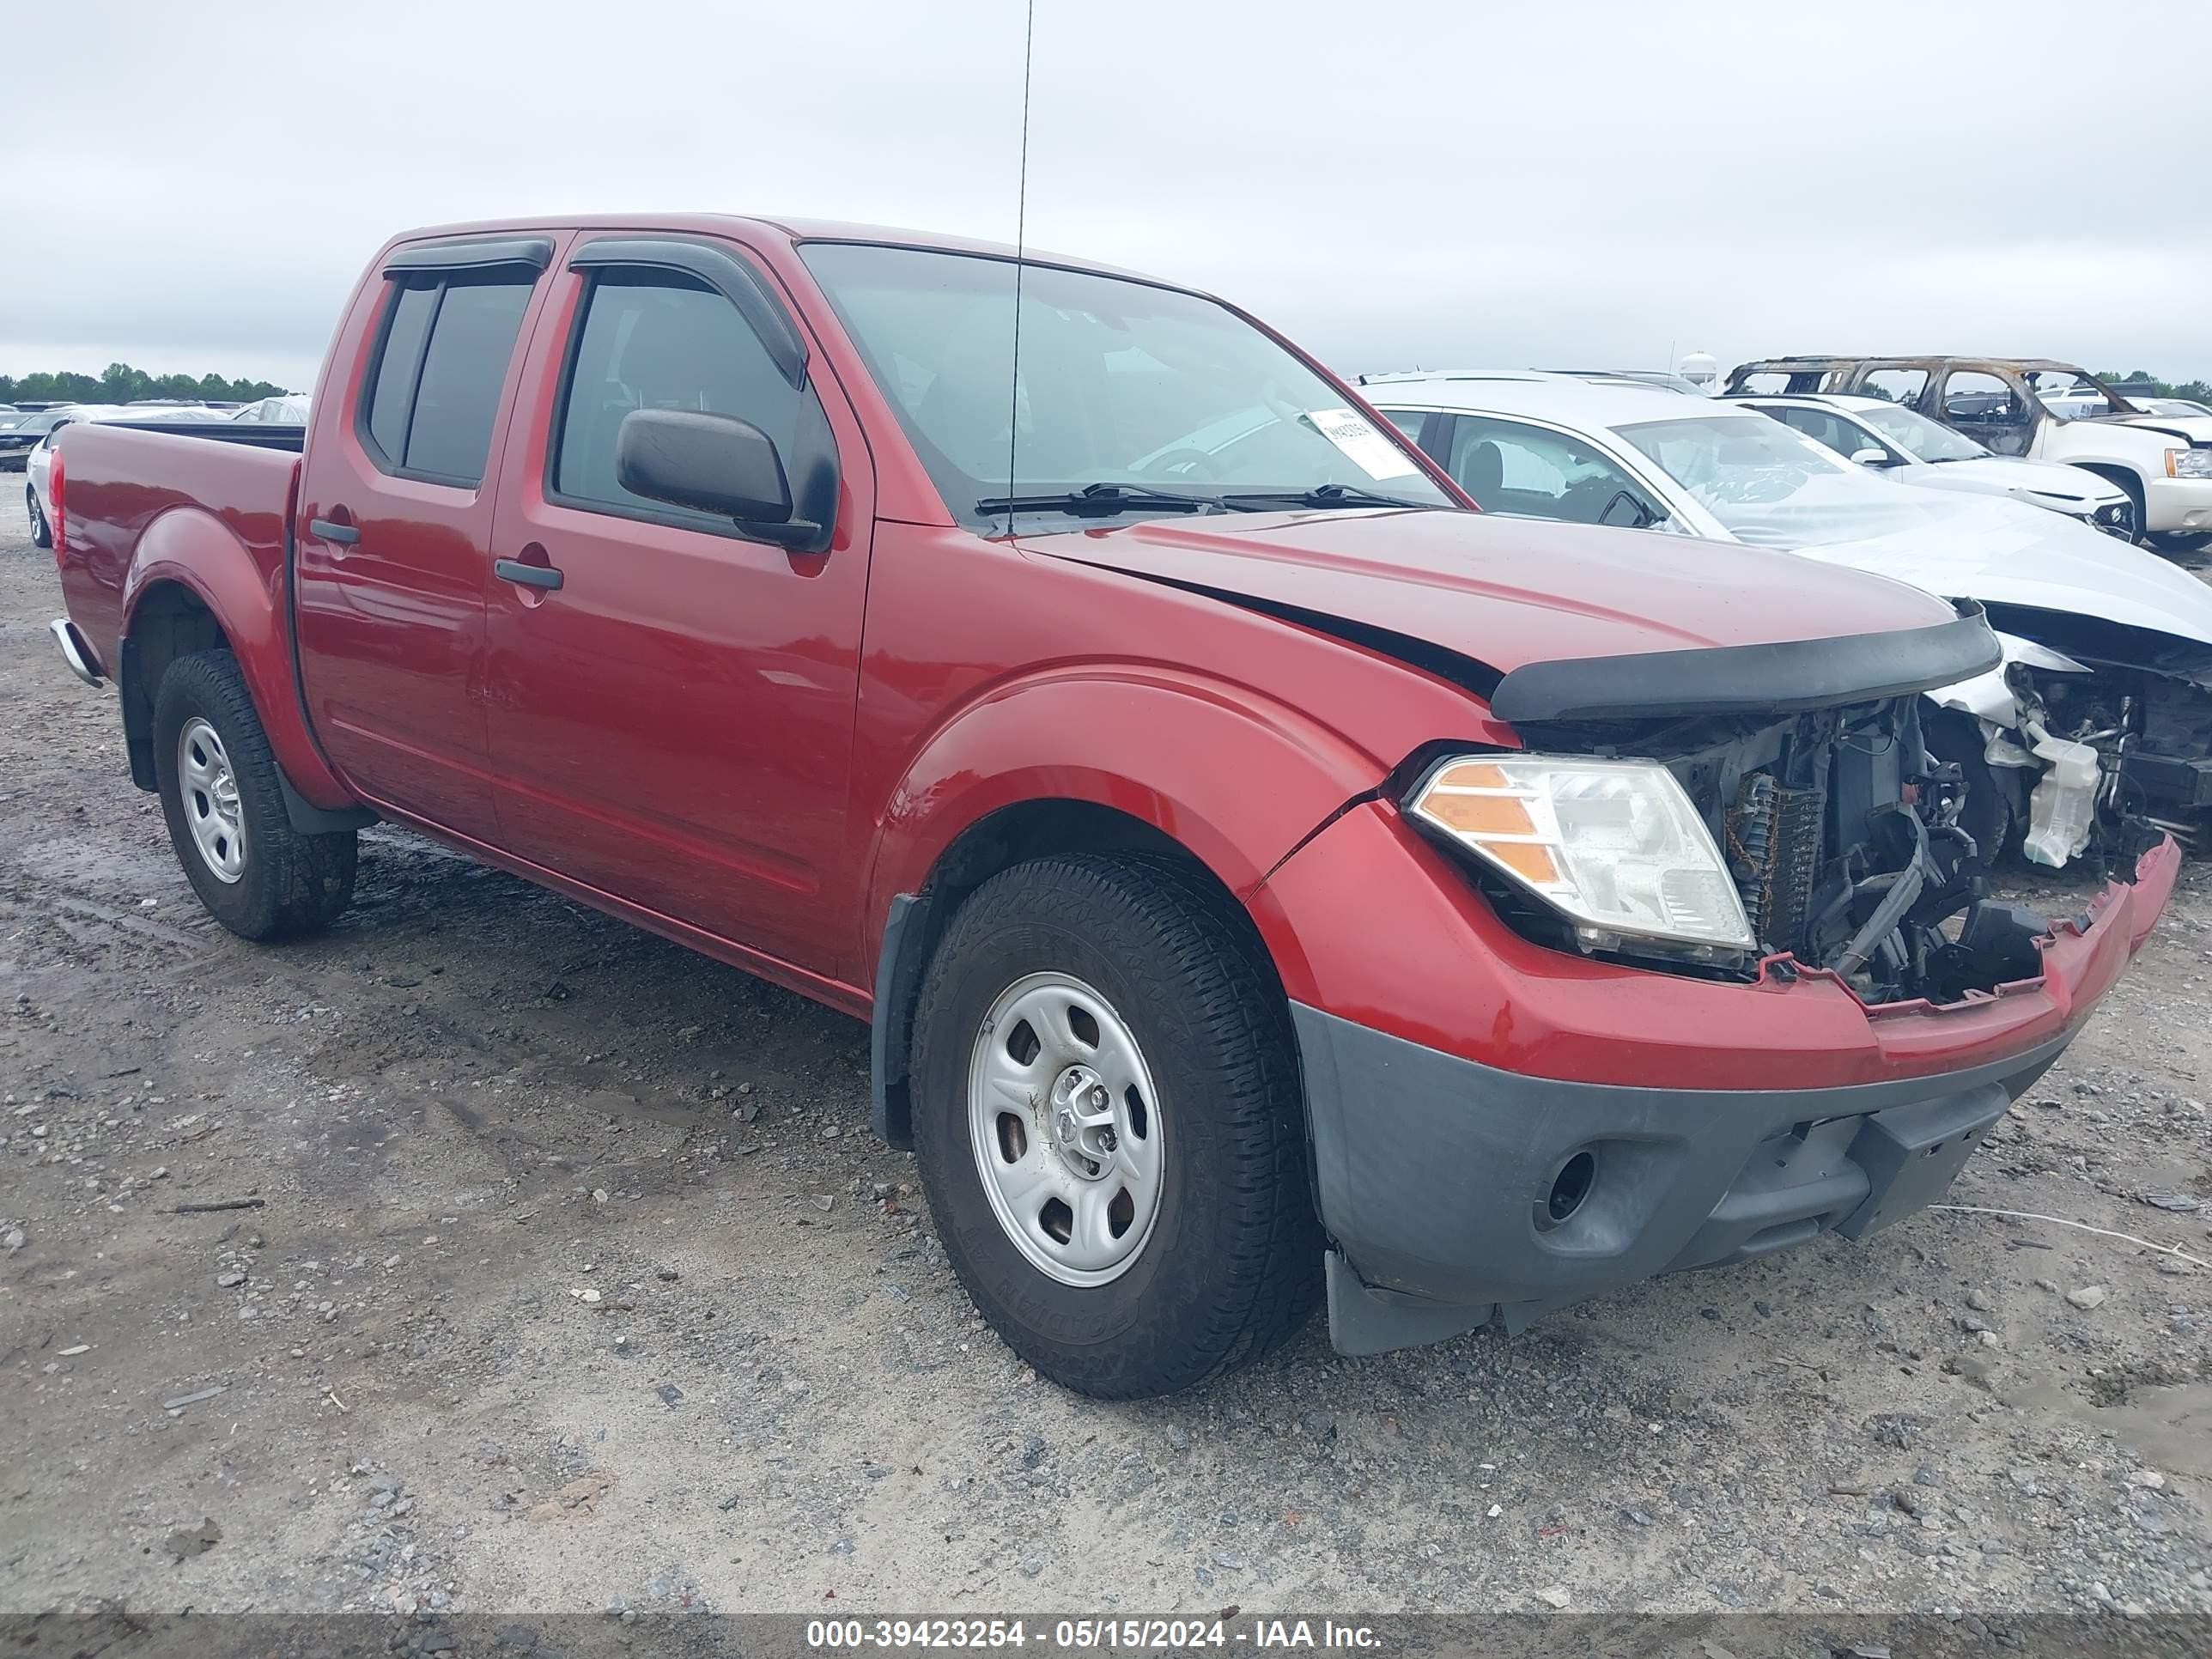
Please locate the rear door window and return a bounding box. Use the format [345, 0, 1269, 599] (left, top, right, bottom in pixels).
[360, 273, 536, 486]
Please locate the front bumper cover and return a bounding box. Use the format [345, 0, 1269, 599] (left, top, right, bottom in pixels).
[1302, 1004, 2054, 1356]
[1297, 839, 2178, 1358]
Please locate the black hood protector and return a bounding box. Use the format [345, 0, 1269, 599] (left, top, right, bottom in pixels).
[1490, 605, 2001, 726]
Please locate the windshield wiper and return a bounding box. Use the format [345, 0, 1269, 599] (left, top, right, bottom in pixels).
[1217, 483, 1428, 512]
[976, 483, 1221, 518]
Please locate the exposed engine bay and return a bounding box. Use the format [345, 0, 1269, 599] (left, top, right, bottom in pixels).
[1490, 694, 2112, 1007]
[1934, 607, 2212, 870]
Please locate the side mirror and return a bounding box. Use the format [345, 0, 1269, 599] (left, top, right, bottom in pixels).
[1599, 489, 1654, 529]
[616, 407, 796, 529]
[1850, 447, 1893, 467]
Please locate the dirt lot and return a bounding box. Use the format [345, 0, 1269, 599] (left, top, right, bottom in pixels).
[3, 489, 2209, 1632]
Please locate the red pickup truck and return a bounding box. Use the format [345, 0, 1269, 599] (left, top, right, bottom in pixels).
[47, 216, 2177, 1397]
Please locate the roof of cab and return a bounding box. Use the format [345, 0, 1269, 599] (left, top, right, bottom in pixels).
[380, 213, 1171, 288]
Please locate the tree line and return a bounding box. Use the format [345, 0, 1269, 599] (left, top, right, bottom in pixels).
[2096, 370, 2212, 403]
[1, 362, 292, 407]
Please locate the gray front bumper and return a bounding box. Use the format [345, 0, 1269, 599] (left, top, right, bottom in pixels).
[1292, 1004, 2067, 1356]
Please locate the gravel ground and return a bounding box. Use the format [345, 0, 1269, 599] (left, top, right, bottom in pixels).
[3, 488, 2209, 1629]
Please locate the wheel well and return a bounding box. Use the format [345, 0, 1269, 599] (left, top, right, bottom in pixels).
[118, 581, 229, 790]
[2075, 461, 2146, 509]
[869, 799, 1285, 1148]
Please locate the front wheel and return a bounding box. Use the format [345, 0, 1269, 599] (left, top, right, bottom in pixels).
[27, 485, 51, 550]
[909, 854, 1321, 1398]
[153, 649, 357, 939]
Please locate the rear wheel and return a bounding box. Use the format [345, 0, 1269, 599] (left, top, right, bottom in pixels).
[26, 485, 51, 550]
[909, 853, 1321, 1398]
[153, 650, 356, 940]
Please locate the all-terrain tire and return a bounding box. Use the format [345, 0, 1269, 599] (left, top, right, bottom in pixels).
[909, 853, 1322, 1398]
[153, 649, 356, 939]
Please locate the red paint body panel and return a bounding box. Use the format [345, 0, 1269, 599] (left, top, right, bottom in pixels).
[1038, 507, 1958, 666]
[291, 239, 569, 841]
[45, 210, 2174, 1109]
[479, 234, 877, 975]
[52, 423, 353, 810]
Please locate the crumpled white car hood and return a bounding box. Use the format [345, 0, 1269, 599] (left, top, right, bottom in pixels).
[1778, 491, 2212, 650]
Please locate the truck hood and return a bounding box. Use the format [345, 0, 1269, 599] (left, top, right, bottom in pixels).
[2106, 411, 2212, 446]
[1784, 491, 2212, 650]
[1018, 506, 1958, 675]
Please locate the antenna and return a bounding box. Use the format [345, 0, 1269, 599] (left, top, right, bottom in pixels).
[1002, 0, 1036, 535]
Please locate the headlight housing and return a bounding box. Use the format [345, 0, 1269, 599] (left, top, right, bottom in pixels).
[1408, 754, 1755, 956]
[2168, 447, 2212, 480]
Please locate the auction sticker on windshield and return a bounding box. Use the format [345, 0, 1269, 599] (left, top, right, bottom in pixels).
[1306, 408, 1422, 479]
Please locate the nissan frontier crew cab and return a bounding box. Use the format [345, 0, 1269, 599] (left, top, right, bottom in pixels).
[48, 216, 2178, 1399]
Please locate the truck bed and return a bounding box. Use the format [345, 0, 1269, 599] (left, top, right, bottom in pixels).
[54, 420, 301, 672]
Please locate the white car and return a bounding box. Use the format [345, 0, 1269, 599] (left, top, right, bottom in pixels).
[1727, 392, 2136, 539]
[231, 393, 311, 423]
[1727, 357, 2212, 548]
[23, 404, 233, 548]
[1361, 371, 2212, 868]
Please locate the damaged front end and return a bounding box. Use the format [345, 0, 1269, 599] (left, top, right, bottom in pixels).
[1931, 611, 2212, 870]
[1430, 606, 2164, 1009]
[1451, 697, 2057, 1006]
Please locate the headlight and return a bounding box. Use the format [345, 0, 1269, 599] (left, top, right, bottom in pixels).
[2169, 447, 2212, 480]
[1409, 755, 1754, 954]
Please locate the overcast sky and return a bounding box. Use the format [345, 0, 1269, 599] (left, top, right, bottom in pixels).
[7, 0, 2208, 391]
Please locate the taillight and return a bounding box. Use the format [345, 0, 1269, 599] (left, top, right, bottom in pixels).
[48, 446, 64, 565]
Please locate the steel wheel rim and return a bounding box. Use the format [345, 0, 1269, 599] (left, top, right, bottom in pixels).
[967, 970, 1165, 1287]
[177, 717, 246, 884]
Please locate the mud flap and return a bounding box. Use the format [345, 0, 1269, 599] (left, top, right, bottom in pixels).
[1324, 1249, 1495, 1357]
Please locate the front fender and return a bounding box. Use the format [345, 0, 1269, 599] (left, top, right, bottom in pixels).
[863, 665, 1390, 954]
[857, 666, 1406, 1149]
[121, 507, 355, 811]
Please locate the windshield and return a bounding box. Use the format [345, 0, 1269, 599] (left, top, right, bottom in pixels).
[1849, 401, 1990, 463]
[1618, 413, 1923, 548]
[800, 243, 1451, 526]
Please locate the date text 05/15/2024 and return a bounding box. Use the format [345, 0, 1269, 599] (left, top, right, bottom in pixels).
[805, 1619, 1382, 1650]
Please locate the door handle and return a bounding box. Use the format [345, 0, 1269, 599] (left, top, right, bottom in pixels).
[309, 516, 359, 545]
[495, 557, 564, 592]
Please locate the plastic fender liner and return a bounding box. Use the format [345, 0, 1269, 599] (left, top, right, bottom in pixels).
[1491, 604, 2001, 725]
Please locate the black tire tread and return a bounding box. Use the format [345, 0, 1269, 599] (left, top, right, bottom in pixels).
[154, 649, 356, 940]
[912, 851, 1321, 1397]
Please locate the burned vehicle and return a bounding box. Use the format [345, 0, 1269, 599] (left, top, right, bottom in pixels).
[1363, 372, 2212, 869]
